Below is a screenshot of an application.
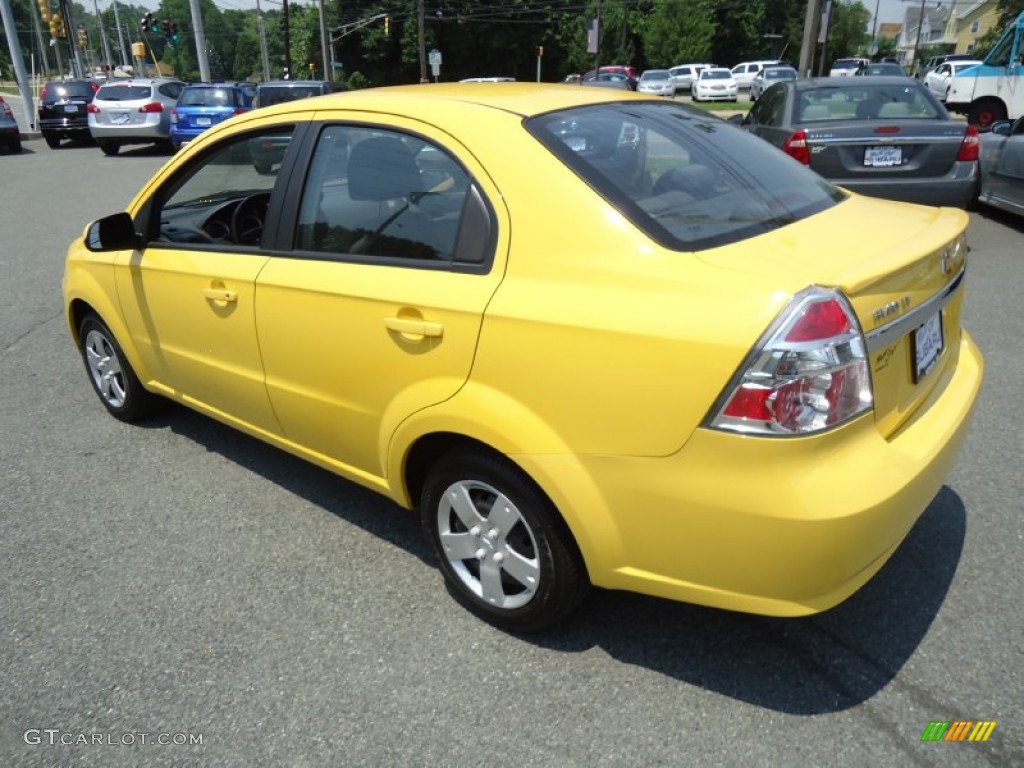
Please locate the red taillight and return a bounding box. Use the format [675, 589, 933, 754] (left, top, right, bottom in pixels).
[874, 126, 900, 134]
[139, 102, 163, 113]
[232, 108, 247, 116]
[709, 288, 872, 435]
[40, 84, 48, 102]
[782, 130, 810, 164]
[87, 103, 100, 114]
[785, 299, 852, 342]
[956, 124, 980, 162]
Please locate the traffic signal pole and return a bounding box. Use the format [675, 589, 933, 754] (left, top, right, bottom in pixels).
[188, 0, 211, 81]
[0, 0, 37, 130]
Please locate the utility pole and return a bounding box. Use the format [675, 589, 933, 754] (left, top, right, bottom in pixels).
[255, 0, 270, 81]
[910, 0, 927, 76]
[189, 0, 211, 81]
[0, 0, 36, 130]
[418, 0, 426, 82]
[111, 0, 129, 67]
[318, 0, 329, 80]
[799, 0, 822, 77]
[281, 0, 292, 78]
[93, 0, 113, 71]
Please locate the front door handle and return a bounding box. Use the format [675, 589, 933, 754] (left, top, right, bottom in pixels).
[203, 288, 238, 303]
[384, 317, 444, 338]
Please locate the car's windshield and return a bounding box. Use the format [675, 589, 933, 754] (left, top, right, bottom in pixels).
[44, 82, 94, 102]
[702, 70, 731, 80]
[766, 69, 796, 80]
[257, 86, 325, 106]
[832, 59, 860, 70]
[642, 71, 670, 81]
[526, 102, 843, 251]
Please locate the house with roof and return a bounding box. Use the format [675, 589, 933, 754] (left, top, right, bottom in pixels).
[896, 3, 950, 71]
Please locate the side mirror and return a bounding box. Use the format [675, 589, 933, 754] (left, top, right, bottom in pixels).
[85, 212, 140, 252]
[727, 114, 745, 126]
[989, 120, 1013, 136]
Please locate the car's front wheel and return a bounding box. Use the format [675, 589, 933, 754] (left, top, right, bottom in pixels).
[421, 450, 589, 633]
[78, 313, 159, 422]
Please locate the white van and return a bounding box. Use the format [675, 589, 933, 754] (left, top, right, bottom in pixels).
[730, 60, 781, 90]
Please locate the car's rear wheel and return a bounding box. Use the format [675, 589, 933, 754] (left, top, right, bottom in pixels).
[420, 450, 589, 633]
[967, 98, 1006, 129]
[78, 313, 159, 422]
[44, 133, 61, 149]
[98, 139, 120, 156]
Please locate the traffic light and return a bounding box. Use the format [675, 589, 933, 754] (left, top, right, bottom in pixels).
[170, 23, 179, 43]
[384, 15, 389, 35]
[141, 12, 151, 31]
[78, 26, 89, 48]
[50, 12, 66, 39]
[37, 0, 50, 23]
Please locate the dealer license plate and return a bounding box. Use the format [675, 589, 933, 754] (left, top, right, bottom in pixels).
[111, 111, 130, 125]
[864, 146, 902, 167]
[911, 310, 944, 382]
[196, 117, 212, 127]
[64, 104, 78, 113]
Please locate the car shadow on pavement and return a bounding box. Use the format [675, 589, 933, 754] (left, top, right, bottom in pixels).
[150, 402, 964, 714]
[546, 486, 966, 714]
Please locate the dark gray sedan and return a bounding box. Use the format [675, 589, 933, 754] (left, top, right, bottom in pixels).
[977, 116, 1024, 217]
[732, 76, 980, 207]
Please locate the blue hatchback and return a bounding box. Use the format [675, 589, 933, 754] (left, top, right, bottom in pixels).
[170, 84, 252, 148]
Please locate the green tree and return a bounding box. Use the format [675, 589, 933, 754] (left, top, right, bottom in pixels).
[640, 0, 715, 67]
[826, 0, 871, 60]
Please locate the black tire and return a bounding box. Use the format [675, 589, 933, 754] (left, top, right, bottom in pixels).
[99, 139, 120, 156]
[967, 99, 1006, 129]
[420, 450, 589, 633]
[44, 133, 61, 149]
[11, 139, 21, 153]
[77, 313, 160, 422]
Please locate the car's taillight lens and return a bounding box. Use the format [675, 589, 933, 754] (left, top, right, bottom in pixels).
[87, 103, 100, 114]
[956, 124, 980, 162]
[40, 84, 48, 102]
[782, 130, 810, 165]
[139, 102, 163, 113]
[708, 287, 873, 436]
[170, 109, 178, 124]
[232, 108, 247, 115]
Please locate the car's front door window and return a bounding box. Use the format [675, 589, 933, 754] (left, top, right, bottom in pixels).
[152, 126, 295, 247]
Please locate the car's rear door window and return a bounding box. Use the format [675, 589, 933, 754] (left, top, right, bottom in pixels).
[527, 101, 844, 251]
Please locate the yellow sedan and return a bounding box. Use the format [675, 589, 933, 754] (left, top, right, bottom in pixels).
[63, 83, 983, 632]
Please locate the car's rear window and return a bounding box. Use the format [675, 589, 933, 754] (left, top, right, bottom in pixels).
[257, 85, 326, 107]
[799, 83, 941, 122]
[43, 82, 94, 102]
[96, 85, 152, 101]
[179, 87, 243, 107]
[526, 102, 844, 251]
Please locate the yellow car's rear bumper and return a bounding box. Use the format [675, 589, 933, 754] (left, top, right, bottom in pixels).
[519, 331, 983, 616]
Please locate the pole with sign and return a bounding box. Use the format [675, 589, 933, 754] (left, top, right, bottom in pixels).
[428, 48, 441, 82]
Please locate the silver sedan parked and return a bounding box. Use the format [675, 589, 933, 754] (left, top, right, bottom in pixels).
[731, 77, 980, 208]
[88, 77, 185, 155]
[977, 116, 1024, 217]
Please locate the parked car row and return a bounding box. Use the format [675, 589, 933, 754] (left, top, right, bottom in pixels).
[26, 77, 334, 155]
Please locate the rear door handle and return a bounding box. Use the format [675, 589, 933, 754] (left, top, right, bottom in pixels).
[384, 317, 444, 338]
[203, 288, 238, 303]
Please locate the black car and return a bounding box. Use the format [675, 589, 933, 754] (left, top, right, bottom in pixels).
[38, 80, 97, 148]
[732, 76, 980, 208]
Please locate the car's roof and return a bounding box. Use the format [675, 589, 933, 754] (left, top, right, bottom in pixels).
[249, 83, 657, 121]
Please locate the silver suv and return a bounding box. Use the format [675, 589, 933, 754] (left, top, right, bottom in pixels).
[88, 77, 185, 155]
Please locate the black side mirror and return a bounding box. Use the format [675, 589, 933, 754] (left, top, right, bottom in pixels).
[727, 114, 745, 126]
[86, 212, 140, 252]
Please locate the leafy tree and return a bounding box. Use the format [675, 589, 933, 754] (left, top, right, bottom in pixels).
[640, 0, 715, 67]
[826, 0, 871, 61]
